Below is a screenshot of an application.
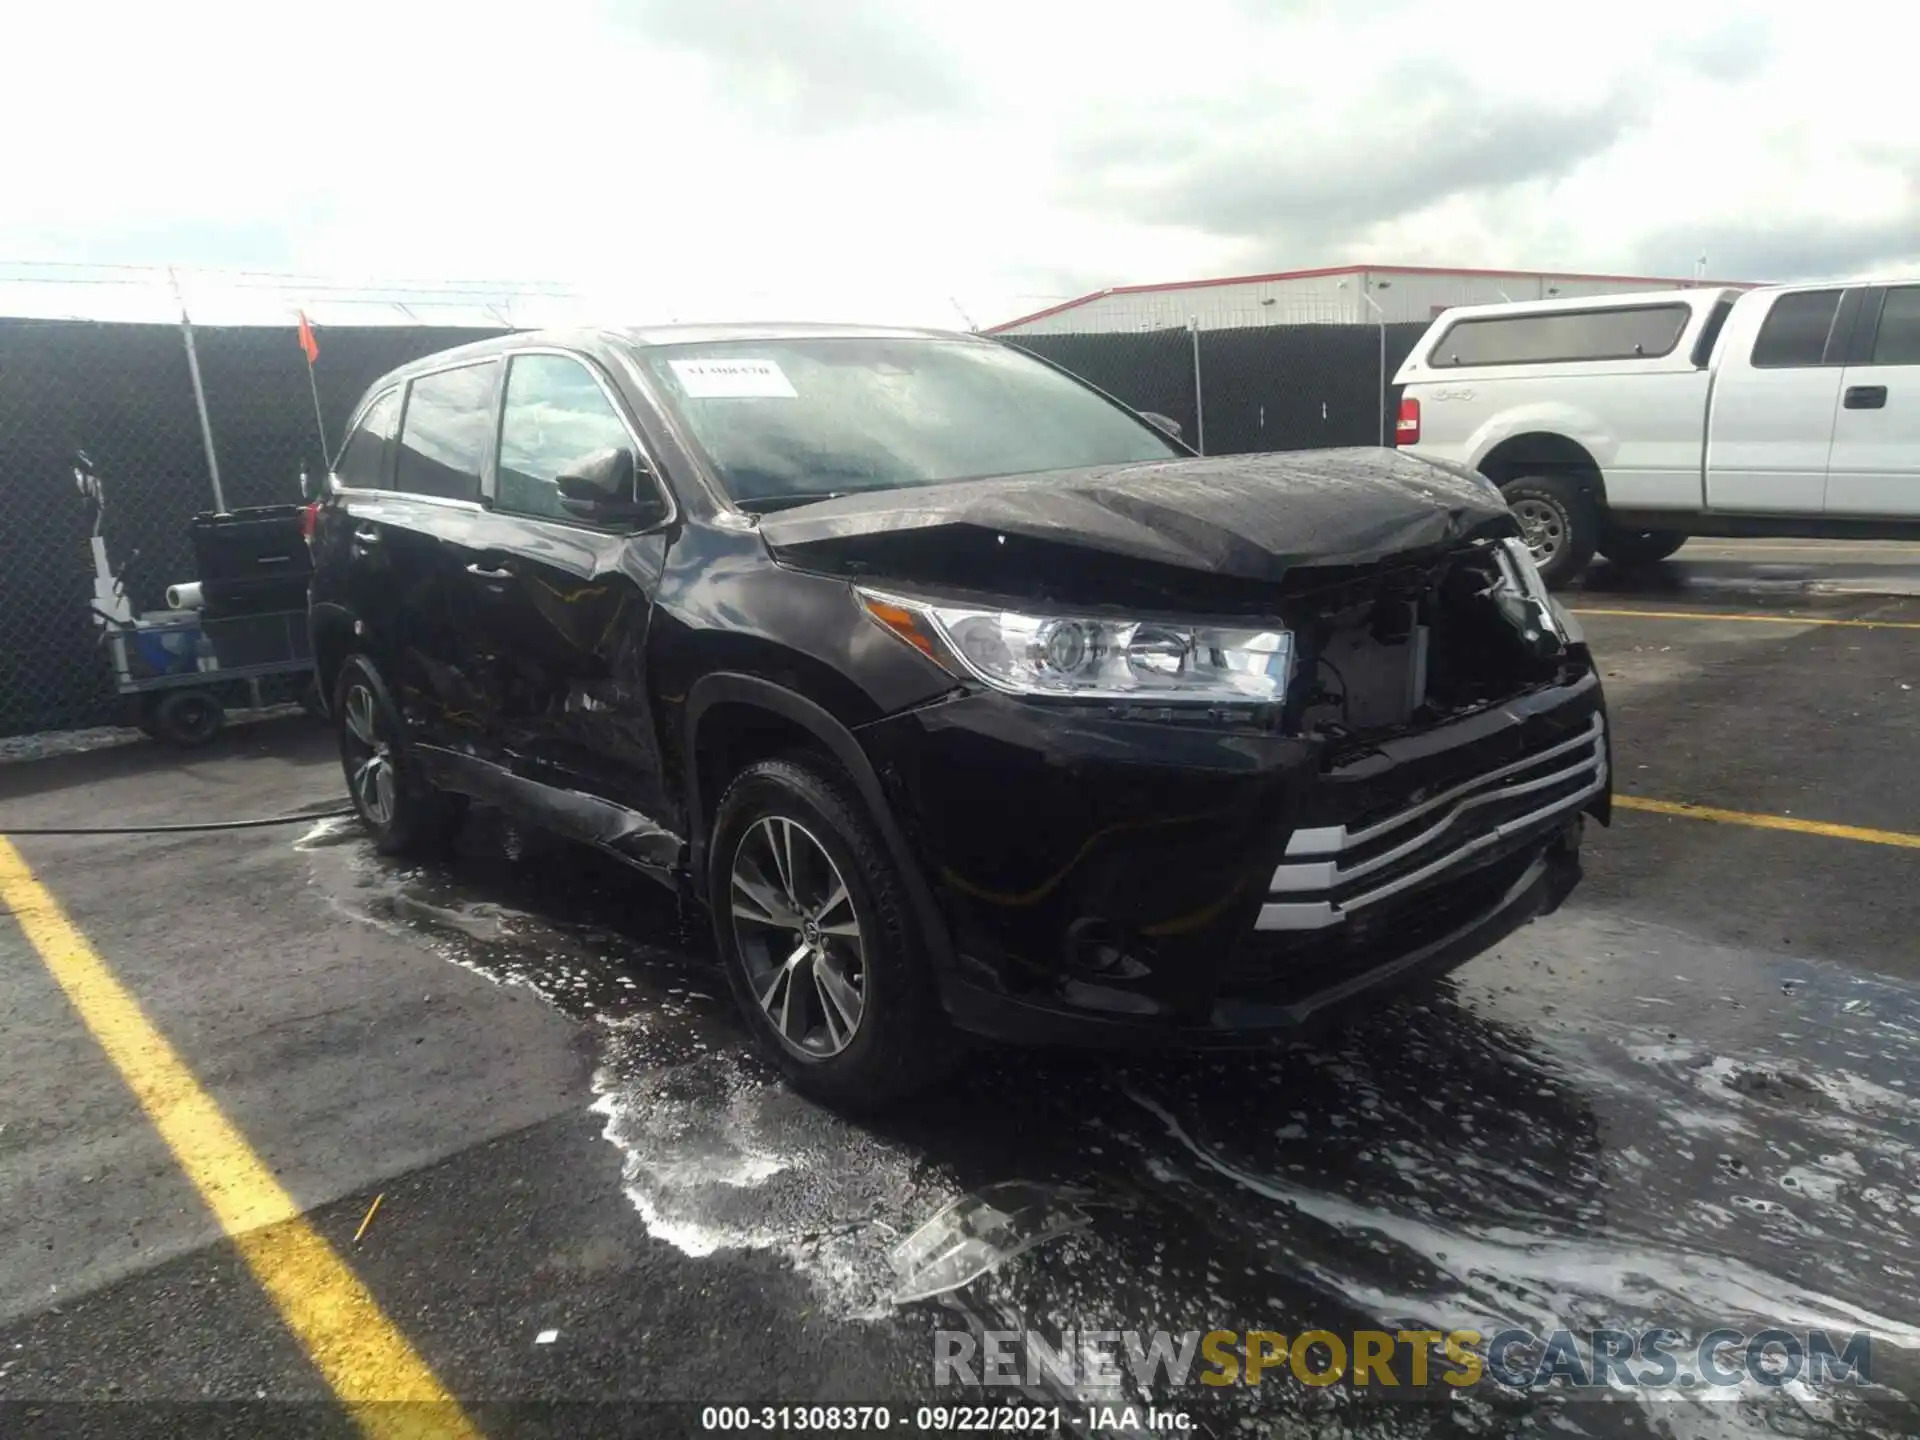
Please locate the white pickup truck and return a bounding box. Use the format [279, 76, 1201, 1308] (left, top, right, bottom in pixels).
[1392, 279, 1920, 584]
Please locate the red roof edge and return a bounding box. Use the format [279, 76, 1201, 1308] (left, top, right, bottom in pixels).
[985, 288, 1114, 334]
[986, 264, 1757, 332]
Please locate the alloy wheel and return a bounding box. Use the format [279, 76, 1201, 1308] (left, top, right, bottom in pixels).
[341, 683, 397, 827]
[729, 815, 867, 1058]
[1511, 497, 1566, 566]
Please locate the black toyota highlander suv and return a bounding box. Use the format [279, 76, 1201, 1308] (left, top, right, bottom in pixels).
[308, 324, 1610, 1104]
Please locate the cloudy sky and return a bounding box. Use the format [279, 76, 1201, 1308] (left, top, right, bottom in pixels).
[5, 0, 1915, 327]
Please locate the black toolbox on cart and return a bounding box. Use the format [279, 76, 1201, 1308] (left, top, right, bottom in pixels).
[188, 506, 312, 616]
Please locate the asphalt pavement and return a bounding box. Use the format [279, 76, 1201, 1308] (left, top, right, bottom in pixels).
[3, 540, 1919, 1438]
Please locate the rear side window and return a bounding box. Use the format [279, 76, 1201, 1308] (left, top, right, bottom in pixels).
[394, 362, 496, 502]
[1430, 304, 1689, 367]
[334, 389, 399, 489]
[1750, 290, 1842, 368]
[1871, 286, 1920, 365]
[496, 354, 636, 522]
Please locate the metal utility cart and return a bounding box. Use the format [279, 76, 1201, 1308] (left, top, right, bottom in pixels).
[78, 451, 318, 746]
[103, 609, 316, 746]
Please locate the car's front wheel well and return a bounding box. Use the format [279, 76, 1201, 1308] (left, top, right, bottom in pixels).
[693, 701, 831, 842]
[682, 677, 957, 974]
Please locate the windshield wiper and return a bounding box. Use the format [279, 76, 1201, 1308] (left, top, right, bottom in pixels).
[733, 490, 852, 514]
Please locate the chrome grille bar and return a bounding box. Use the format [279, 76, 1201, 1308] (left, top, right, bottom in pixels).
[1258, 714, 1606, 932]
[1284, 713, 1606, 858]
[1270, 745, 1603, 893]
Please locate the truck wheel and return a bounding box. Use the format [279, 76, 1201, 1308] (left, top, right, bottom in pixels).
[709, 754, 954, 1109]
[152, 689, 225, 747]
[335, 655, 466, 855]
[1502, 475, 1598, 588]
[1598, 529, 1686, 567]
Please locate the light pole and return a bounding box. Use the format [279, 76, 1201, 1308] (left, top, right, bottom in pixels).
[1188, 314, 1205, 456]
[1359, 289, 1387, 447]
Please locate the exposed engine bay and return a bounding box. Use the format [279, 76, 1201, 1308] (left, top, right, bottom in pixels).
[1284, 538, 1570, 743]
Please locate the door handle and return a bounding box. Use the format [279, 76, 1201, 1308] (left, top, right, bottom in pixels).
[1844, 385, 1888, 410]
[352, 526, 382, 545]
[466, 562, 514, 580]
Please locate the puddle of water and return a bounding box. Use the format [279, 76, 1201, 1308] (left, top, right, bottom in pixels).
[299, 815, 1920, 1435]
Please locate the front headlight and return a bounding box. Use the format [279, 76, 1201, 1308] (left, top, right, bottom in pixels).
[857, 587, 1293, 702]
[1492, 538, 1568, 648]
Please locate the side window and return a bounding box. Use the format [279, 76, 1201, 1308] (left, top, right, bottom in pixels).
[1431, 304, 1689, 367]
[1750, 290, 1841, 368]
[496, 354, 637, 523]
[334, 389, 400, 488]
[1871, 286, 1920, 365]
[393, 362, 496, 502]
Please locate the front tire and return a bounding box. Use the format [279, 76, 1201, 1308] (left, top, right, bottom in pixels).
[709, 754, 953, 1108]
[335, 656, 465, 855]
[1598, 528, 1686, 567]
[1501, 474, 1598, 589]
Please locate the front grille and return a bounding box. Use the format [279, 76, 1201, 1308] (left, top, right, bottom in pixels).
[1257, 713, 1605, 932]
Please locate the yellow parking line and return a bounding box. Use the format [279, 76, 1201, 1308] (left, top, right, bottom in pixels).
[0, 838, 480, 1439]
[1615, 795, 1920, 849]
[1572, 606, 1920, 631]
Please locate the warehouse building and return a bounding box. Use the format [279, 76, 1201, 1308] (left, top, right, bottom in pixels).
[988, 264, 1756, 335]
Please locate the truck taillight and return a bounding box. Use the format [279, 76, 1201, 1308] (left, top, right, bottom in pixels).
[300, 502, 320, 541]
[1395, 396, 1420, 446]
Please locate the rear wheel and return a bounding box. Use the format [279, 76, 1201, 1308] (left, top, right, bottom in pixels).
[1501, 474, 1598, 588]
[709, 754, 953, 1108]
[335, 656, 465, 855]
[1598, 528, 1686, 567]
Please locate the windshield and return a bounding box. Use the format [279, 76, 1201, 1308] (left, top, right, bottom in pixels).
[635, 336, 1181, 509]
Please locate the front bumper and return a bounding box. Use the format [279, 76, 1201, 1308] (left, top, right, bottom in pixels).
[855, 662, 1607, 1047]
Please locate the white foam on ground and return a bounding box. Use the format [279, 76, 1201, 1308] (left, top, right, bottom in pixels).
[589, 1018, 954, 1318]
[294, 815, 360, 849]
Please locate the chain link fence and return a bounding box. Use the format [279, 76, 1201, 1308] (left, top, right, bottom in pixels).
[0, 319, 505, 736]
[2, 313, 1432, 738]
[1006, 320, 1429, 455]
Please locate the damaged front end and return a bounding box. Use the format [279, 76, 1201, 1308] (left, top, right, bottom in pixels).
[765, 451, 1610, 1045]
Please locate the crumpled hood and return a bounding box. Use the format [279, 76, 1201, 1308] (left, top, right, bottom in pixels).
[755, 448, 1516, 582]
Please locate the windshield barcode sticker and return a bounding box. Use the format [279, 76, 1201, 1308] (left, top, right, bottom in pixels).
[669, 358, 797, 399]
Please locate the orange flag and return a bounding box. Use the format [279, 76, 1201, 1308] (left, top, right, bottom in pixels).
[297, 310, 319, 365]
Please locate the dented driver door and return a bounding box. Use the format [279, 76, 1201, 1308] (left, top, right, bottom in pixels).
[459, 351, 673, 840]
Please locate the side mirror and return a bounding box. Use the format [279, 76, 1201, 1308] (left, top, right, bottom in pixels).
[556, 446, 664, 527]
[1141, 412, 1183, 441]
